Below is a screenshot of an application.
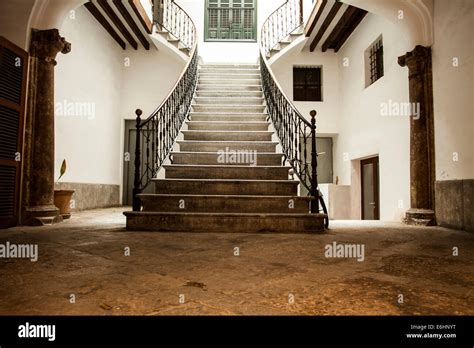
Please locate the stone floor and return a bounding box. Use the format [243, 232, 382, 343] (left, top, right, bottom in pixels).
[0, 207, 472, 315]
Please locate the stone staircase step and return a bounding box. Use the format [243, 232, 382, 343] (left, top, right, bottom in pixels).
[170, 152, 282, 166]
[194, 97, 264, 105]
[138, 194, 311, 214]
[199, 68, 260, 74]
[189, 113, 267, 122]
[163, 164, 290, 180]
[177, 140, 277, 152]
[153, 179, 299, 196]
[199, 78, 261, 85]
[199, 72, 261, 80]
[186, 121, 269, 131]
[124, 211, 325, 233]
[198, 84, 262, 91]
[182, 130, 273, 141]
[200, 64, 259, 69]
[192, 104, 265, 113]
[196, 90, 263, 98]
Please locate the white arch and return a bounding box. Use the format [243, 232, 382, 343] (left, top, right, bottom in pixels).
[26, 0, 87, 49]
[341, 0, 434, 48]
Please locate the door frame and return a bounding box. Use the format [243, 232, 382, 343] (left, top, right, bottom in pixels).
[361, 156, 380, 220]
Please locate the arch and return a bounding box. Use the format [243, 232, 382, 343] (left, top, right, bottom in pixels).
[340, 0, 434, 48]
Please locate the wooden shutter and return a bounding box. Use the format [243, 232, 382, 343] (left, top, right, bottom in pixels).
[206, 0, 256, 41]
[293, 66, 322, 102]
[0, 37, 28, 229]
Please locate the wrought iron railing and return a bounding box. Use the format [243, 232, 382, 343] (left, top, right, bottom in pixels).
[260, 1, 327, 224]
[132, 14, 198, 211]
[155, 0, 197, 50]
[261, 0, 302, 55]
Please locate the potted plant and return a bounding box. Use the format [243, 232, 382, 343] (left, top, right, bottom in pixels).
[54, 159, 75, 219]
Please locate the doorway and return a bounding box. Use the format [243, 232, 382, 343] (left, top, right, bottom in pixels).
[361, 156, 380, 220]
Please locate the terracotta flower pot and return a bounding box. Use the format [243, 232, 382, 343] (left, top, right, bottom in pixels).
[53, 190, 75, 219]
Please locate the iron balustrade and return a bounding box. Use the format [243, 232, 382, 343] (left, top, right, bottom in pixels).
[132, 47, 198, 211]
[260, 0, 327, 225]
[155, 0, 197, 50]
[261, 0, 303, 55]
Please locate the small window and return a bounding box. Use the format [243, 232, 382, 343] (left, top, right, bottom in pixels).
[293, 66, 323, 102]
[205, 0, 257, 41]
[365, 35, 384, 87]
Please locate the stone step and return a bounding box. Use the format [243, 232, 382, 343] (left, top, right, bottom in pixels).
[138, 194, 311, 214]
[182, 130, 273, 141]
[192, 104, 265, 113]
[199, 68, 260, 74]
[196, 90, 263, 98]
[153, 179, 299, 196]
[199, 72, 261, 80]
[197, 84, 262, 91]
[170, 152, 283, 166]
[124, 211, 325, 233]
[200, 64, 259, 69]
[186, 121, 269, 131]
[194, 97, 264, 105]
[189, 112, 267, 122]
[163, 164, 289, 180]
[199, 78, 261, 86]
[177, 140, 277, 152]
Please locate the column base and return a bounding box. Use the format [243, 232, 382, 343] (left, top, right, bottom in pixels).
[405, 208, 436, 226]
[24, 205, 63, 226]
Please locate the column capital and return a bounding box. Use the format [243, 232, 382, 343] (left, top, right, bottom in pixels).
[30, 29, 71, 65]
[398, 45, 431, 73]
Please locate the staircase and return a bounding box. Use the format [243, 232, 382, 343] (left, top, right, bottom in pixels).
[267, 25, 305, 60]
[125, 63, 326, 233]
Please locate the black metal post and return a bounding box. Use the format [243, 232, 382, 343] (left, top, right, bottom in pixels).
[310, 110, 319, 214]
[132, 109, 142, 212]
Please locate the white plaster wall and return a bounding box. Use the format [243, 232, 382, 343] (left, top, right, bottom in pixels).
[0, 0, 36, 49]
[55, 6, 185, 187]
[432, 0, 474, 181]
[176, 0, 286, 63]
[119, 47, 186, 119]
[335, 13, 411, 221]
[270, 49, 340, 134]
[55, 6, 124, 185]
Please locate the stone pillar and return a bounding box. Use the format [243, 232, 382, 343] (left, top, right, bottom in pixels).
[24, 29, 71, 225]
[398, 45, 436, 225]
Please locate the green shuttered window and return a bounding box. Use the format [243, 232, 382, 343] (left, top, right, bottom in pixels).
[205, 0, 257, 41]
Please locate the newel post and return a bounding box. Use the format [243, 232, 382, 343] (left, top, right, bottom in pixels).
[310, 110, 319, 213]
[132, 109, 142, 212]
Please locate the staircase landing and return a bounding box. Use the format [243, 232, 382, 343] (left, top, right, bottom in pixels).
[124, 63, 325, 233]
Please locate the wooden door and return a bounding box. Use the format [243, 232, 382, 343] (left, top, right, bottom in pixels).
[361, 156, 380, 220]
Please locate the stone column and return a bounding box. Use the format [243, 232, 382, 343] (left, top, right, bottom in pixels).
[24, 29, 71, 225]
[398, 45, 436, 225]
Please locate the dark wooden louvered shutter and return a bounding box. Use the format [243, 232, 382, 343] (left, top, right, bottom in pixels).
[0, 37, 28, 229]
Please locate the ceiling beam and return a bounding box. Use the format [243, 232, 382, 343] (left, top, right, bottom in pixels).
[129, 0, 153, 34]
[305, 0, 328, 37]
[322, 6, 367, 52]
[113, 0, 150, 50]
[309, 0, 342, 52]
[84, 1, 126, 50]
[97, 0, 138, 50]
